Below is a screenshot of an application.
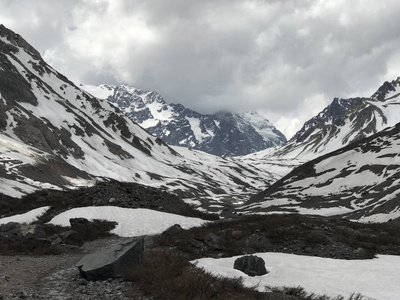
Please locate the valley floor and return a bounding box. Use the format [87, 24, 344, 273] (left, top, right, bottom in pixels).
[0, 236, 150, 299]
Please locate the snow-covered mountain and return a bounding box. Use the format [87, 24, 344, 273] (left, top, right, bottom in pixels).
[243, 122, 400, 222]
[270, 77, 400, 160]
[0, 24, 282, 206]
[83, 84, 286, 156]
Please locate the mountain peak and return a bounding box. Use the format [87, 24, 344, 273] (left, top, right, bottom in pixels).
[83, 85, 287, 156]
[0, 24, 41, 59]
[370, 76, 400, 101]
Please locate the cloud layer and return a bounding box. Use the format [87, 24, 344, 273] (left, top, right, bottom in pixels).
[2, 0, 400, 138]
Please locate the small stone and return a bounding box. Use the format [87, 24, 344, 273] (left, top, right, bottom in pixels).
[18, 289, 28, 298]
[78, 279, 88, 286]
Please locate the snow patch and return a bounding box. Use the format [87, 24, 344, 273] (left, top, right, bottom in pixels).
[49, 206, 207, 237]
[194, 252, 400, 300]
[0, 206, 50, 225]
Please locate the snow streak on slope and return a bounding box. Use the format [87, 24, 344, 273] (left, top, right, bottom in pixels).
[49, 206, 206, 237]
[0, 206, 50, 225]
[83, 85, 287, 156]
[0, 25, 277, 205]
[244, 123, 400, 221]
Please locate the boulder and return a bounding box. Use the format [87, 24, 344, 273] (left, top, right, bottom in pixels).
[234, 255, 268, 277]
[59, 230, 84, 247]
[204, 233, 223, 250]
[162, 224, 183, 236]
[70, 218, 90, 227]
[76, 238, 144, 281]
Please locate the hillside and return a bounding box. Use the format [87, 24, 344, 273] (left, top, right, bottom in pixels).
[0, 24, 280, 207]
[244, 122, 400, 222]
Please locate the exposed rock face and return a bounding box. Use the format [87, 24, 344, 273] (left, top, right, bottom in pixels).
[76, 238, 144, 281]
[271, 77, 400, 160]
[234, 255, 267, 277]
[83, 85, 287, 156]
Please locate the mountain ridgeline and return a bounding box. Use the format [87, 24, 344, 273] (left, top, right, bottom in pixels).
[83, 85, 287, 156]
[0, 24, 280, 205]
[271, 77, 400, 160]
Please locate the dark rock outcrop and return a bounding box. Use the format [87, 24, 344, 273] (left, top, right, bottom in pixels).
[234, 255, 268, 277]
[76, 238, 144, 281]
[162, 224, 183, 236]
[204, 233, 223, 250]
[70, 218, 90, 227]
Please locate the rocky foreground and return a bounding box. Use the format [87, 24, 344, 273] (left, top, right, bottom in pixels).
[0, 236, 151, 300]
[1, 211, 400, 299]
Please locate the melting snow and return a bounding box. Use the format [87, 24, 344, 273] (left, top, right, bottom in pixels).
[186, 117, 208, 142]
[49, 206, 207, 237]
[194, 253, 400, 300]
[0, 206, 50, 225]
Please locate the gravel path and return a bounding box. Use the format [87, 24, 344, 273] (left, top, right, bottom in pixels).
[0, 237, 151, 299]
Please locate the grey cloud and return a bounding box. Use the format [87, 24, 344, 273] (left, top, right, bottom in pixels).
[1, 0, 400, 137]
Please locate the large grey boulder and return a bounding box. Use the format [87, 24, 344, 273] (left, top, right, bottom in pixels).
[234, 255, 268, 277]
[76, 238, 144, 281]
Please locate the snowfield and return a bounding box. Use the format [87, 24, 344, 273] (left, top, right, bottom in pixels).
[194, 253, 400, 300]
[48, 206, 207, 237]
[0, 206, 50, 225]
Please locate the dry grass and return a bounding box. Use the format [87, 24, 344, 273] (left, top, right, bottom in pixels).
[123, 249, 296, 300]
[268, 286, 365, 300]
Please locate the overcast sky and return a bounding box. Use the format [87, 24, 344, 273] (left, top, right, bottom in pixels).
[1, 0, 400, 138]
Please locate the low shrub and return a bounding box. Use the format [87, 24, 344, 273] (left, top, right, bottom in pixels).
[0, 219, 116, 256]
[71, 219, 117, 241]
[0, 236, 62, 256]
[268, 286, 366, 300]
[123, 249, 293, 300]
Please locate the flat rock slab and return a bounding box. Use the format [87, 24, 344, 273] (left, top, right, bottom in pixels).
[76, 238, 144, 281]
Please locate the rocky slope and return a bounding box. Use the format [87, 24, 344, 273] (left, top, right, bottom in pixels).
[244, 122, 400, 222]
[270, 77, 400, 160]
[0, 24, 281, 205]
[83, 84, 286, 156]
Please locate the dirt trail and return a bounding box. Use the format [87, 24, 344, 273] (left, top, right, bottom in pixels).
[0, 237, 145, 299]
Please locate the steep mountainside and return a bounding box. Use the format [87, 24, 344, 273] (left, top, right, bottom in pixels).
[83, 85, 286, 156]
[0, 24, 280, 206]
[270, 77, 400, 160]
[243, 122, 400, 222]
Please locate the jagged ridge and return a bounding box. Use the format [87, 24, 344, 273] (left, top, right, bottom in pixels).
[83, 84, 287, 156]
